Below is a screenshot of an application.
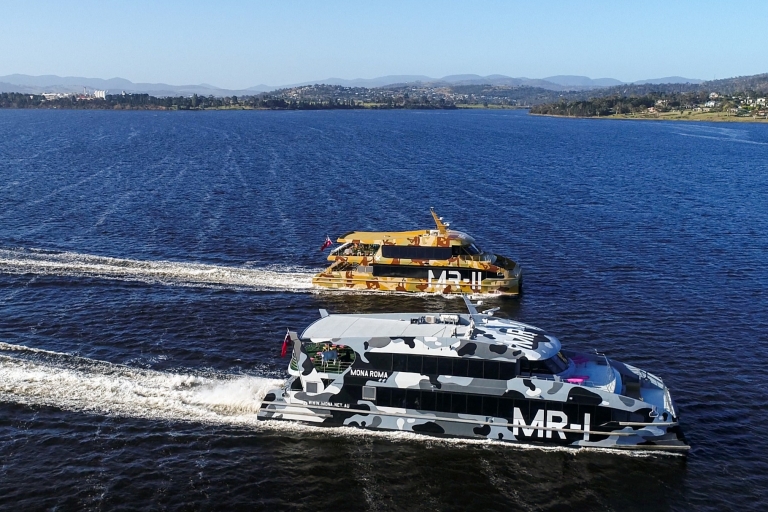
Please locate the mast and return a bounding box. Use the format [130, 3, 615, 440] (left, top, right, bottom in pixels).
[430, 207, 448, 235]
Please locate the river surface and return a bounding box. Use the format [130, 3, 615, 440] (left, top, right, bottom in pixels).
[0, 109, 766, 511]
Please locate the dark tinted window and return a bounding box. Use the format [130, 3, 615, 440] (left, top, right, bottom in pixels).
[367, 352, 393, 372]
[422, 356, 437, 375]
[436, 393, 452, 413]
[484, 361, 500, 380]
[406, 389, 421, 409]
[393, 354, 407, 372]
[467, 395, 483, 415]
[421, 391, 436, 411]
[611, 409, 630, 423]
[377, 387, 391, 406]
[562, 403, 579, 424]
[499, 361, 516, 380]
[546, 401, 563, 412]
[391, 388, 406, 408]
[593, 405, 612, 428]
[437, 357, 453, 376]
[482, 396, 499, 417]
[499, 398, 515, 418]
[453, 359, 469, 377]
[451, 394, 467, 414]
[468, 360, 484, 378]
[407, 355, 423, 373]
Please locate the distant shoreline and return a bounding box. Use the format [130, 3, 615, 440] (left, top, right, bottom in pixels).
[0, 102, 528, 112]
[529, 111, 768, 123]
[0, 91, 530, 111]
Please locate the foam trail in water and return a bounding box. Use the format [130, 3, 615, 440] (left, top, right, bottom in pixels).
[0, 342, 284, 423]
[0, 248, 316, 291]
[0, 343, 670, 457]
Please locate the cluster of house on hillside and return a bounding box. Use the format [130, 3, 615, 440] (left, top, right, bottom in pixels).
[271, 84, 523, 107]
[650, 91, 767, 117]
[40, 89, 108, 101]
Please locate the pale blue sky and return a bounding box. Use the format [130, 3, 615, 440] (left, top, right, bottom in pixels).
[1, 0, 765, 88]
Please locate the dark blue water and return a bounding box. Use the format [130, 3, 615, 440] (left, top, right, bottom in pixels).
[0, 109, 766, 511]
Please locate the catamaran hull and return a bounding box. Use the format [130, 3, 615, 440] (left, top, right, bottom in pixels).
[258, 390, 688, 453]
[311, 272, 522, 296]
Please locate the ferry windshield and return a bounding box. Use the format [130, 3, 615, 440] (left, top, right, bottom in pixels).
[452, 244, 483, 257]
[546, 352, 570, 374]
[519, 352, 570, 376]
[467, 243, 482, 255]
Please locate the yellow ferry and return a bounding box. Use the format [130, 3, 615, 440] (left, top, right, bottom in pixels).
[312, 209, 522, 295]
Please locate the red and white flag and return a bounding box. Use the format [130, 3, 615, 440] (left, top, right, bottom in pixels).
[281, 331, 291, 358]
[320, 236, 333, 252]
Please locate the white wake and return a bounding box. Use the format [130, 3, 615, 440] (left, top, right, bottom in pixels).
[0, 342, 284, 424]
[0, 248, 316, 291]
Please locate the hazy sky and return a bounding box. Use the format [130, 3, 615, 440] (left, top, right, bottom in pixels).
[1, 0, 765, 89]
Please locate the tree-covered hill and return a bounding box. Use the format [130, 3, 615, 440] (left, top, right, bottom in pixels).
[529, 73, 768, 117]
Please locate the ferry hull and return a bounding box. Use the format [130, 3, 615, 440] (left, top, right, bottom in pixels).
[312, 271, 522, 296]
[258, 389, 688, 453]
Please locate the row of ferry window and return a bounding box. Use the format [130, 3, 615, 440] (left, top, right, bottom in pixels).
[380, 244, 482, 261]
[350, 385, 647, 424]
[372, 265, 489, 280]
[365, 352, 569, 379]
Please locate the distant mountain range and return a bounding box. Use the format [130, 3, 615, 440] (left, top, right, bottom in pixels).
[0, 74, 270, 97]
[281, 74, 703, 90]
[0, 73, 704, 97]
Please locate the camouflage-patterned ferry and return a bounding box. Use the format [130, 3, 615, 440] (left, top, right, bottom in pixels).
[258, 297, 688, 452]
[312, 209, 522, 295]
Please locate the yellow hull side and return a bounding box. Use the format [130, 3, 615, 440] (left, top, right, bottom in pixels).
[311, 271, 521, 296]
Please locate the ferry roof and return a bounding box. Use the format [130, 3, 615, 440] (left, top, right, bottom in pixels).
[338, 229, 475, 245]
[302, 313, 470, 339]
[300, 299, 562, 362]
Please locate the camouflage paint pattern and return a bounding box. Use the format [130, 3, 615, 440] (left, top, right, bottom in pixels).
[258, 306, 688, 453]
[312, 210, 522, 295]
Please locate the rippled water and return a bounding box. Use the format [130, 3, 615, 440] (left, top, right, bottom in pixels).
[0, 110, 766, 511]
